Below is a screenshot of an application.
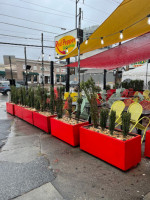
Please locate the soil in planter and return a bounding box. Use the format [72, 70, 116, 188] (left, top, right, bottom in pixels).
[37, 111, 54, 117]
[58, 116, 85, 125]
[88, 126, 135, 141]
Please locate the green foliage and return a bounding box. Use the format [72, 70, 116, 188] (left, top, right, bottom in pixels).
[121, 80, 144, 91]
[75, 97, 82, 122]
[10, 86, 16, 103]
[34, 97, 40, 110]
[100, 108, 109, 130]
[34, 86, 48, 112]
[56, 86, 65, 119]
[106, 85, 111, 91]
[67, 95, 72, 119]
[122, 112, 131, 137]
[49, 86, 55, 115]
[81, 77, 100, 128]
[109, 110, 116, 135]
[113, 83, 119, 89]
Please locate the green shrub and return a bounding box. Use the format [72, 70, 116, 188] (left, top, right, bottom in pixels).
[106, 85, 111, 90]
[56, 87, 65, 119]
[109, 110, 116, 135]
[100, 108, 109, 130]
[49, 86, 55, 115]
[75, 97, 82, 122]
[67, 95, 72, 119]
[121, 80, 144, 91]
[122, 112, 131, 137]
[81, 77, 100, 128]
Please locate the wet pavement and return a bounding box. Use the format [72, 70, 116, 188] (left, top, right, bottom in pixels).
[0, 94, 150, 200]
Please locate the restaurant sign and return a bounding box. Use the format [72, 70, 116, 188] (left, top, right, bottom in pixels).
[55, 29, 78, 58]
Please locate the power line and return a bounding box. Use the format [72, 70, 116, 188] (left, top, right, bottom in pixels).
[0, 33, 54, 42]
[0, 13, 67, 30]
[0, 29, 54, 39]
[19, 0, 73, 17]
[67, 0, 109, 14]
[0, 42, 54, 48]
[0, 21, 58, 35]
[1, 2, 74, 20]
[1, 2, 100, 25]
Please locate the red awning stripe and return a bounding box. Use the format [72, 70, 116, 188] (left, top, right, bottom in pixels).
[66, 32, 150, 70]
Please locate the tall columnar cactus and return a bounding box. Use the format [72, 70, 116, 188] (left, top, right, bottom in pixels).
[122, 112, 131, 138]
[81, 77, 100, 128]
[100, 108, 109, 130]
[67, 95, 72, 119]
[49, 86, 55, 115]
[90, 95, 99, 128]
[10, 86, 15, 103]
[56, 86, 65, 119]
[75, 97, 82, 122]
[109, 110, 116, 135]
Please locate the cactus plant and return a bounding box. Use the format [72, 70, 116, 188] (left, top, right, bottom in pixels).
[109, 110, 116, 135]
[100, 108, 109, 130]
[122, 112, 131, 137]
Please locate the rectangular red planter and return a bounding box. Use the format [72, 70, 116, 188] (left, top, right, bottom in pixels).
[51, 118, 89, 146]
[145, 130, 150, 158]
[22, 107, 34, 125]
[80, 126, 141, 171]
[33, 112, 56, 133]
[6, 102, 15, 115]
[14, 104, 23, 119]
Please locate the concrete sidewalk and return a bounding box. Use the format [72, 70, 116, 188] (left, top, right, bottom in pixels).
[1, 94, 150, 200]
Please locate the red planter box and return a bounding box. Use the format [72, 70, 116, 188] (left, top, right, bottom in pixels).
[22, 107, 34, 125]
[33, 112, 56, 133]
[14, 104, 23, 119]
[145, 130, 150, 158]
[51, 118, 89, 146]
[6, 102, 15, 115]
[80, 126, 141, 171]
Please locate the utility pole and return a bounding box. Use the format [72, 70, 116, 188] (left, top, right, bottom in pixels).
[66, 58, 70, 92]
[75, 0, 84, 77]
[41, 33, 44, 91]
[24, 47, 28, 89]
[103, 69, 107, 90]
[9, 56, 15, 86]
[50, 61, 54, 87]
[77, 7, 81, 97]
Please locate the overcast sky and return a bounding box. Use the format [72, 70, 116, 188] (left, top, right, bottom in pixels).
[0, 0, 123, 64]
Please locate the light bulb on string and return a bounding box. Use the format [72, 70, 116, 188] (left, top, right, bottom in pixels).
[147, 14, 150, 25]
[76, 38, 79, 42]
[85, 39, 88, 45]
[42, 53, 44, 58]
[120, 30, 123, 40]
[49, 55, 51, 60]
[101, 37, 104, 45]
[66, 48, 68, 53]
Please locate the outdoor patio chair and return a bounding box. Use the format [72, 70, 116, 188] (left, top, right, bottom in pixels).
[140, 100, 150, 110]
[70, 92, 78, 102]
[110, 100, 125, 123]
[116, 102, 150, 143]
[124, 99, 134, 107]
[107, 92, 121, 106]
[121, 89, 129, 97]
[101, 90, 107, 102]
[64, 92, 69, 100]
[143, 90, 150, 100]
[138, 92, 144, 102]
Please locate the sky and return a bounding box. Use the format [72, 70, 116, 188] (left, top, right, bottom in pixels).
[0, 0, 123, 64]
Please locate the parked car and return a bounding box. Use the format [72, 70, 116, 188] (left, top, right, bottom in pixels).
[0, 81, 22, 95]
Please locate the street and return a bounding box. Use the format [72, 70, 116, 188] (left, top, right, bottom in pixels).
[1, 94, 150, 200]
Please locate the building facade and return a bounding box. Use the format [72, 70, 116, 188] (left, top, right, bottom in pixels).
[3, 56, 67, 85]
